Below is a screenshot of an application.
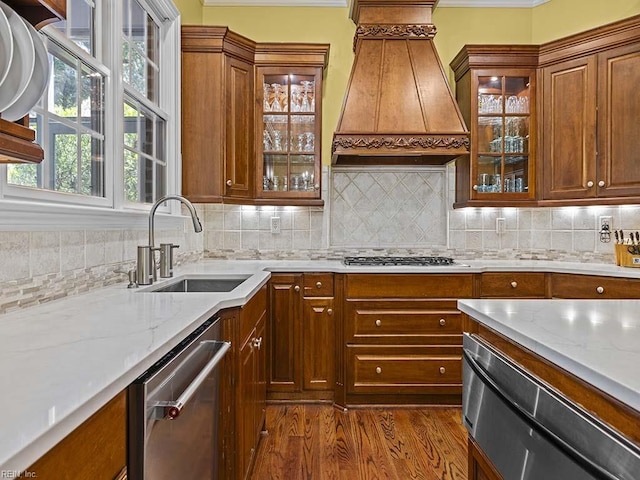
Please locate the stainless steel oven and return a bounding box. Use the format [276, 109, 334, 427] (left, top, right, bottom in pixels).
[462, 333, 640, 480]
[128, 316, 230, 480]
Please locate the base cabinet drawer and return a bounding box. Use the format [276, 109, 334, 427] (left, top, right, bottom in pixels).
[347, 302, 461, 344]
[552, 273, 640, 298]
[347, 346, 462, 395]
[480, 272, 547, 298]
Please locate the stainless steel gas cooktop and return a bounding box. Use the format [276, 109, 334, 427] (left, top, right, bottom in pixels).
[343, 256, 462, 266]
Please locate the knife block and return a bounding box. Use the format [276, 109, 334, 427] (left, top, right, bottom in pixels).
[614, 244, 640, 267]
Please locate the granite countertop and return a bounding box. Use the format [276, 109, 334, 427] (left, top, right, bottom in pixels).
[2, 258, 640, 472]
[458, 298, 640, 413]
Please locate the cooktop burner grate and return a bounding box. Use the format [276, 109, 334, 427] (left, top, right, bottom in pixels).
[343, 256, 458, 266]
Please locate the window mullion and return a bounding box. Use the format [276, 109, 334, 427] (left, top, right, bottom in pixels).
[110, 0, 125, 211]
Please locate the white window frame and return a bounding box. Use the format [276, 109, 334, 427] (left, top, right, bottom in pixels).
[0, 0, 183, 230]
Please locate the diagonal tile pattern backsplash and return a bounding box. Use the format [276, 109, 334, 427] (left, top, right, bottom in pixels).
[330, 168, 447, 247]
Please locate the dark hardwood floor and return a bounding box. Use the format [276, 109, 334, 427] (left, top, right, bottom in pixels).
[251, 405, 468, 480]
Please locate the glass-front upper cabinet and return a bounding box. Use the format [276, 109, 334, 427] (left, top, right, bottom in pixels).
[256, 67, 323, 204]
[450, 45, 539, 208]
[475, 75, 533, 198]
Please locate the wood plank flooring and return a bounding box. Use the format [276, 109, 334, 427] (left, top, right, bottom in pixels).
[251, 405, 468, 480]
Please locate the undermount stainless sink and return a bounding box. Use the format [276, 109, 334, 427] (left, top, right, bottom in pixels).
[148, 275, 251, 293]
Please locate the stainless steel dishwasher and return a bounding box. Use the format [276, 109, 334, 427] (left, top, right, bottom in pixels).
[128, 316, 230, 480]
[462, 333, 640, 480]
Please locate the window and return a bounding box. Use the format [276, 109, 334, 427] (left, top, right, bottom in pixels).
[2, 0, 180, 220]
[121, 0, 167, 206]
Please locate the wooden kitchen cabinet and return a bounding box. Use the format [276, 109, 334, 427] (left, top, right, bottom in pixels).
[27, 391, 126, 480]
[468, 437, 503, 480]
[256, 66, 324, 205]
[551, 273, 640, 299]
[219, 286, 267, 480]
[451, 46, 539, 208]
[181, 26, 328, 205]
[267, 273, 335, 401]
[539, 17, 640, 205]
[225, 56, 255, 201]
[479, 272, 547, 298]
[181, 26, 255, 203]
[340, 274, 473, 408]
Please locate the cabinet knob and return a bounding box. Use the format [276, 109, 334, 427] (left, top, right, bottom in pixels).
[375, 366, 382, 374]
[316, 281, 322, 289]
[473, 184, 478, 191]
[439, 366, 446, 375]
[294, 285, 300, 293]
[226, 179, 232, 186]
[587, 181, 594, 188]
[598, 180, 605, 187]
[314, 183, 320, 190]
[596, 286, 604, 294]
[327, 308, 333, 316]
[375, 319, 382, 327]
[439, 318, 446, 326]
[253, 337, 263, 349]
[511, 281, 518, 288]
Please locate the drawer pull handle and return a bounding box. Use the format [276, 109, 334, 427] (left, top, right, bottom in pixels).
[294, 285, 300, 293]
[439, 366, 446, 375]
[511, 281, 518, 288]
[376, 366, 382, 374]
[375, 319, 382, 327]
[316, 281, 322, 288]
[439, 318, 446, 326]
[327, 308, 333, 316]
[596, 286, 604, 294]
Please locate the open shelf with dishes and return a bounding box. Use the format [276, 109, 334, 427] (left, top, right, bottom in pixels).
[0, 0, 62, 163]
[256, 69, 323, 204]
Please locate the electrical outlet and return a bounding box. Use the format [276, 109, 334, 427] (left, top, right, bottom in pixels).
[496, 217, 506, 235]
[599, 215, 613, 231]
[270, 216, 281, 234]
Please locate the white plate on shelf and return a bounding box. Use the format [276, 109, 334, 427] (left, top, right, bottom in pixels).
[0, 4, 13, 89]
[0, 1, 35, 114]
[1, 18, 49, 121]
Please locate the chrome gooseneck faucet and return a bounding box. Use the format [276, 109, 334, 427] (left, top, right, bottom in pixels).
[137, 195, 203, 286]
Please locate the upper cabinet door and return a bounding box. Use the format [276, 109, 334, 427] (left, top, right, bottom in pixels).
[256, 66, 324, 205]
[541, 56, 598, 200]
[224, 56, 254, 199]
[596, 43, 640, 198]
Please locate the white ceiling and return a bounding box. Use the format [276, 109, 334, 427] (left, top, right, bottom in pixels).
[201, 0, 551, 7]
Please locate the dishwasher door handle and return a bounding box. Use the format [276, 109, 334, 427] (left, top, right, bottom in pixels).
[153, 340, 230, 420]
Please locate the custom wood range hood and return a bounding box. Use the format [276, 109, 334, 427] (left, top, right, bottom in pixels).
[332, 0, 470, 165]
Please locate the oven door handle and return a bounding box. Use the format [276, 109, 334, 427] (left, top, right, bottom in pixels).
[463, 349, 618, 480]
[154, 340, 230, 420]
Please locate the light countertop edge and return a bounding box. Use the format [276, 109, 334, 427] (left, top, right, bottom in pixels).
[3, 258, 640, 472]
[457, 298, 640, 414]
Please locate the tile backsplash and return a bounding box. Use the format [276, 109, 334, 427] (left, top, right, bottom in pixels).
[202, 164, 632, 264]
[0, 225, 203, 314]
[3, 164, 639, 312]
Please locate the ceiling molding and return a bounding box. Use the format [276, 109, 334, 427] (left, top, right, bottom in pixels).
[200, 0, 549, 6]
[201, 0, 349, 6]
[438, 0, 550, 7]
